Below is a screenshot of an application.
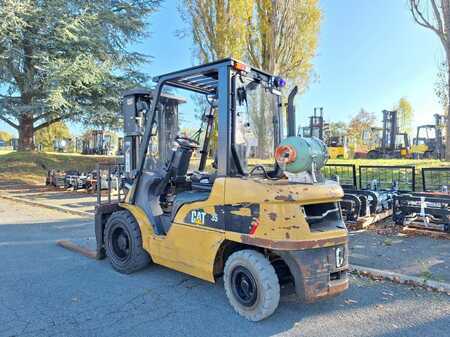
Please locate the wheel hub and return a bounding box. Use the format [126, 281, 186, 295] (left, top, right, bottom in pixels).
[117, 234, 128, 250]
[111, 227, 130, 260]
[231, 266, 258, 307]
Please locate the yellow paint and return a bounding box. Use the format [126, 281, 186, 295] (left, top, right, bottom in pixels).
[411, 144, 429, 154]
[119, 203, 154, 252]
[224, 177, 347, 243]
[119, 176, 347, 283]
[328, 146, 346, 159]
[120, 179, 226, 282]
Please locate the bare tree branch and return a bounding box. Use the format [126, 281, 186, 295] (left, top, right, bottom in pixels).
[33, 111, 52, 123]
[33, 113, 73, 131]
[0, 114, 19, 129]
[409, 0, 450, 160]
[409, 0, 446, 44]
[430, 0, 445, 34]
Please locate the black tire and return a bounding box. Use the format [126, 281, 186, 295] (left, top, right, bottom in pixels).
[104, 210, 150, 274]
[367, 150, 381, 159]
[423, 151, 433, 159]
[224, 250, 280, 321]
[393, 213, 405, 226]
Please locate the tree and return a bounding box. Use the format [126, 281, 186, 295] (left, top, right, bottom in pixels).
[34, 121, 70, 150]
[0, 130, 12, 142]
[435, 61, 448, 113]
[328, 121, 348, 138]
[246, 0, 321, 89]
[180, 0, 321, 158]
[347, 109, 377, 147]
[179, 0, 254, 155]
[394, 97, 414, 135]
[249, 0, 321, 155]
[0, 0, 161, 151]
[179, 0, 253, 62]
[409, 0, 450, 159]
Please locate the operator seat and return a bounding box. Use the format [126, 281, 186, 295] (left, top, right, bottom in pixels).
[152, 142, 194, 196]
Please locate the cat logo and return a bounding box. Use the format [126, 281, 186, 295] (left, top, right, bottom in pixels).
[191, 210, 206, 225]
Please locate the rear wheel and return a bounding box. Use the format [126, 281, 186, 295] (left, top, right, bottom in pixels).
[224, 250, 280, 321]
[367, 150, 381, 159]
[104, 210, 150, 274]
[424, 151, 434, 159]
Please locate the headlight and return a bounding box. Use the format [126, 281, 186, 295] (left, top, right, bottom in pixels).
[335, 246, 345, 268]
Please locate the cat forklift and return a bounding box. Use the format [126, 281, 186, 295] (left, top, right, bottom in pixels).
[94, 59, 348, 321]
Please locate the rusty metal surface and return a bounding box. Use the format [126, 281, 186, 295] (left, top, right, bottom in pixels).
[241, 234, 348, 251]
[57, 240, 98, 259]
[311, 278, 349, 301]
[277, 244, 349, 303]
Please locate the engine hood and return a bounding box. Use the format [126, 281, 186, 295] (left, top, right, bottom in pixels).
[224, 177, 343, 205]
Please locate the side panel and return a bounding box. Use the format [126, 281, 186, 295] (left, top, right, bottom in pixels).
[152, 224, 223, 282]
[168, 178, 227, 281]
[122, 179, 227, 282]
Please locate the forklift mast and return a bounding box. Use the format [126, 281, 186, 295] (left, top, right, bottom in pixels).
[310, 107, 324, 140]
[381, 110, 398, 151]
[122, 88, 185, 179]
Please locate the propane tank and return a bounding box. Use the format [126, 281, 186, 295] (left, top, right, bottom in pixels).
[275, 136, 328, 174]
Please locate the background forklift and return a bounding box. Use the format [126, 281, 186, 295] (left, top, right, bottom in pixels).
[411, 114, 446, 159]
[354, 127, 383, 159]
[82, 130, 119, 155]
[95, 59, 349, 321]
[298, 107, 346, 159]
[367, 110, 410, 159]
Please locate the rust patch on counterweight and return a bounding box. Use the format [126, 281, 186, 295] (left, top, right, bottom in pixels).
[240, 235, 348, 250]
[274, 194, 295, 201]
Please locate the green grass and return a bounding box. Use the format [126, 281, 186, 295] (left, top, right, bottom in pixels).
[1, 151, 449, 187]
[327, 158, 450, 169]
[0, 149, 13, 155]
[0, 151, 119, 185]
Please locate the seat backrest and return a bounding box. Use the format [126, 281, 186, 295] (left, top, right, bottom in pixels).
[152, 146, 193, 196]
[171, 146, 193, 180]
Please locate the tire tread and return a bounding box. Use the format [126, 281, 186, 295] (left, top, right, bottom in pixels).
[224, 249, 280, 321]
[104, 210, 150, 274]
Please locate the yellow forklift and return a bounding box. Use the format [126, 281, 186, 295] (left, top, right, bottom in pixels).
[95, 59, 348, 321]
[411, 114, 446, 159]
[327, 135, 347, 159]
[298, 108, 346, 159]
[367, 110, 410, 159]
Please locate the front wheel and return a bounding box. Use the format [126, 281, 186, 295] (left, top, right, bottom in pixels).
[224, 250, 280, 321]
[104, 210, 150, 274]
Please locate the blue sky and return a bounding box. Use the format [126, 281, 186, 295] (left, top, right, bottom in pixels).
[0, 0, 445, 136]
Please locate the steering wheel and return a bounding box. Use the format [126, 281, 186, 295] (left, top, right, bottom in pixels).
[175, 135, 200, 148]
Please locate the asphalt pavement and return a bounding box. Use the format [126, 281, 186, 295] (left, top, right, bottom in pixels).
[349, 230, 450, 284]
[0, 199, 449, 337]
[0, 183, 97, 215]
